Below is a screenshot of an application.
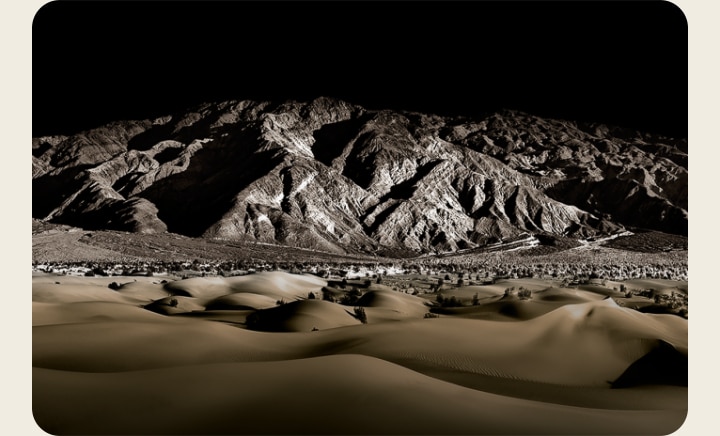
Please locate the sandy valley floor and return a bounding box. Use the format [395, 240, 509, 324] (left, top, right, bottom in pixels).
[32, 272, 687, 435]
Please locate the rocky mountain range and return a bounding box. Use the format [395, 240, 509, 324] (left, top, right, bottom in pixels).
[32, 97, 687, 256]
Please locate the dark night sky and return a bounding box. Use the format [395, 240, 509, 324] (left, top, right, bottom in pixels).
[32, 1, 687, 138]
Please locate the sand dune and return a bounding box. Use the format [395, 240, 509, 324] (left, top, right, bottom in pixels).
[356, 289, 430, 322]
[577, 284, 627, 297]
[33, 296, 685, 386]
[625, 278, 689, 293]
[490, 278, 558, 291]
[224, 271, 327, 299]
[205, 292, 278, 310]
[33, 355, 686, 436]
[33, 275, 167, 305]
[164, 271, 326, 303]
[162, 276, 247, 300]
[33, 318, 305, 372]
[534, 286, 605, 303]
[32, 275, 161, 287]
[433, 287, 605, 321]
[143, 295, 206, 315]
[114, 280, 176, 303]
[32, 281, 137, 305]
[431, 298, 555, 321]
[437, 284, 503, 301]
[177, 309, 254, 326]
[32, 273, 687, 435]
[364, 283, 396, 292]
[246, 299, 362, 332]
[308, 300, 686, 388]
[32, 301, 164, 326]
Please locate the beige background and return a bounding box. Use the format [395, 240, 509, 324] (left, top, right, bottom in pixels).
[10, 0, 712, 435]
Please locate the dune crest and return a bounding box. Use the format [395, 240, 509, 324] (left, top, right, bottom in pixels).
[246, 299, 362, 332]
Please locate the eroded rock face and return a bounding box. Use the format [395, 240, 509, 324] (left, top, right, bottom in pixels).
[32, 97, 687, 254]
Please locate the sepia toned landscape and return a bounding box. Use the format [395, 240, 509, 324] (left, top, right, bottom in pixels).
[31, 1, 689, 435]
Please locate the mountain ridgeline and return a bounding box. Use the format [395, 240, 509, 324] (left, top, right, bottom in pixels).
[32, 97, 688, 255]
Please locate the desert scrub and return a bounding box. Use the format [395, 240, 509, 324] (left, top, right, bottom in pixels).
[353, 306, 368, 323]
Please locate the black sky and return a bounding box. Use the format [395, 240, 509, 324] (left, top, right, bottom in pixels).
[33, 1, 687, 138]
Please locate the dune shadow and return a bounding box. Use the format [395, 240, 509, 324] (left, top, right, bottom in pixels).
[611, 340, 687, 388]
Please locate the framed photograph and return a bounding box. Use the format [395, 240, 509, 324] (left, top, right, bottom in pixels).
[32, 2, 688, 435]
